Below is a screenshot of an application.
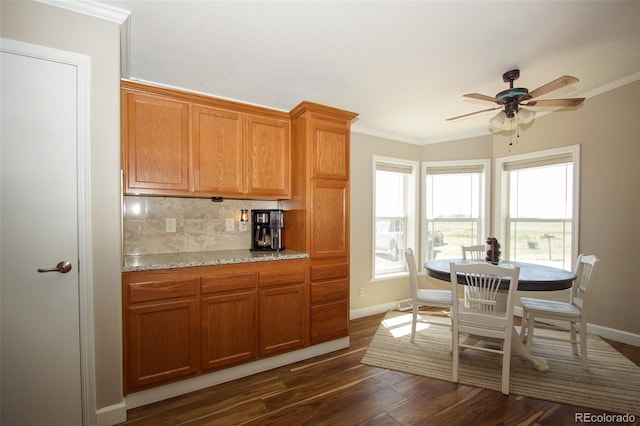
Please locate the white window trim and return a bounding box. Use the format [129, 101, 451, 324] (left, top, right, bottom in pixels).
[494, 145, 580, 267]
[422, 159, 491, 263]
[371, 155, 419, 281]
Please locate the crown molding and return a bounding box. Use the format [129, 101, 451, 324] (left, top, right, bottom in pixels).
[36, 0, 131, 77]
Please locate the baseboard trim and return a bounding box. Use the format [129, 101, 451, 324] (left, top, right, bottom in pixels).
[513, 306, 640, 347]
[124, 337, 349, 411]
[350, 302, 396, 320]
[350, 304, 640, 346]
[96, 401, 127, 426]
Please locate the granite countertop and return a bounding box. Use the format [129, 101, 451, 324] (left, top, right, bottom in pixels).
[123, 249, 309, 272]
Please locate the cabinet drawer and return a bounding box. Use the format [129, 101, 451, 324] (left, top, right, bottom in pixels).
[201, 273, 257, 294]
[310, 299, 349, 344]
[310, 263, 348, 281]
[310, 279, 349, 305]
[259, 267, 306, 288]
[128, 278, 199, 304]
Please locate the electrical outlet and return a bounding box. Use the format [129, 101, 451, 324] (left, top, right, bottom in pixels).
[359, 288, 365, 297]
[225, 218, 235, 232]
[165, 218, 176, 233]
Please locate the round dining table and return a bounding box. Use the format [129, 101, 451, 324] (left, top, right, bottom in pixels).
[425, 259, 576, 291]
[423, 258, 577, 372]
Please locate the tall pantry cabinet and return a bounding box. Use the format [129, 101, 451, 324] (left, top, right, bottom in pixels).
[286, 102, 358, 344]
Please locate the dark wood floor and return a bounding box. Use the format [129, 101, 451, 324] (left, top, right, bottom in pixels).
[119, 312, 640, 426]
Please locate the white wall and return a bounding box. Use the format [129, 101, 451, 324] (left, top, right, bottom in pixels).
[1, 0, 124, 413]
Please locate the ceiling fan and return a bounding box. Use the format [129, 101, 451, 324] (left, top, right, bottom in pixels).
[447, 69, 585, 133]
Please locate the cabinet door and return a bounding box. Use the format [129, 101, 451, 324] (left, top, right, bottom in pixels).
[311, 117, 349, 180]
[123, 90, 190, 195]
[259, 284, 308, 356]
[125, 299, 199, 392]
[311, 179, 349, 258]
[201, 291, 258, 371]
[246, 115, 290, 198]
[192, 104, 245, 195]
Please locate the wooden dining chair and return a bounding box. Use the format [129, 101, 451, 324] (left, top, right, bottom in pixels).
[404, 248, 452, 343]
[450, 262, 520, 395]
[461, 245, 486, 260]
[519, 254, 601, 370]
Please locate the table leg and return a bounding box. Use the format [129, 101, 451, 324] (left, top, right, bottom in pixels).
[510, 327, 549, 371]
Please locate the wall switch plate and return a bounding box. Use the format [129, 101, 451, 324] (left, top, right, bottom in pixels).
[166, 218, 177, 233]
[225, 218, 235, 232]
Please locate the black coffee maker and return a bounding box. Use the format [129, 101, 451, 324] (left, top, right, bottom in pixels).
[251, 209, 285, 251]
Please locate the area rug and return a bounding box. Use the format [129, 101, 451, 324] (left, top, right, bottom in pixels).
[361, 310, 640, 416]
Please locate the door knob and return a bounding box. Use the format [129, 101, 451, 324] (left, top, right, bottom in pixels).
[37, 261, 72, 273]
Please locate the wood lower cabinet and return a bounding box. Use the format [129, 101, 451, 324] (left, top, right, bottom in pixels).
[200, 272, 258, 371]
[123, 258, 309, 394]
[124, 277, 200, 393]
[309, 261, 350, 344]
[258, 265, 309, 356]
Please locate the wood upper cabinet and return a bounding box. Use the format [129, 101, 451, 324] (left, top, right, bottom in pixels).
[192, 105, 245, 195]
[122, 90, 190, 195]
[246, 115, 290, 197]
[122, 80, 290, 199]
[311, 116, 350, 180]
[311, 179, 349, 258]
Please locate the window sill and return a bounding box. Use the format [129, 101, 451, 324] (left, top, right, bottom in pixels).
[370, 271, 409, 283]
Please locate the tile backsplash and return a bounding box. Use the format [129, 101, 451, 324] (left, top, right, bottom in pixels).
[123, 196, 278, 255]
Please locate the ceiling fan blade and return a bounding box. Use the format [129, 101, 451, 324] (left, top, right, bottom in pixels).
[528, 76, 579, 99]
[446, 107, 502, 121]
[463, 93, 500, 103]
[523, 98, 585, 107]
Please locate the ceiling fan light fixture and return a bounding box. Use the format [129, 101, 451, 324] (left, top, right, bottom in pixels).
[517, 108, 535, 124]
[489, 111, 507, 133]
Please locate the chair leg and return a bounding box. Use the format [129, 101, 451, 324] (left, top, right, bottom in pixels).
[525, 314, 535, 350]
[519, 309, 528, 342]
[579, 321, 589, 370]
[452, 329, 459, 383]
[501, 348, 511, 395]
[569, 321, 579, 356]
[410, 306, 418, 343]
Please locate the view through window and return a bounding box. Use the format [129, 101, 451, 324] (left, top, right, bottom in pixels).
[507, 162, 574, 269]
[424, 162, 489, 262]
[373, 158, 417, 277]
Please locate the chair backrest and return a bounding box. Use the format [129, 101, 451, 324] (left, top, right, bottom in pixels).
[570, 254, 601, 312]
[462, 245, 486, 260]
[450, 262, 520, 330]
[404, 248, 420, 298]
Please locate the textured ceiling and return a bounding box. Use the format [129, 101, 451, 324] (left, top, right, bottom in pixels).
[101, 0, 640, 144]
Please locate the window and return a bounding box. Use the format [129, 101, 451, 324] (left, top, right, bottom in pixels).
[496, 146, 579, 271]
[373, 157, 418, 278]
[423, 160, 490, 262]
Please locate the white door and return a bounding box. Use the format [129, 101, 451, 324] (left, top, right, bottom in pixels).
[1, 44, 83, 425]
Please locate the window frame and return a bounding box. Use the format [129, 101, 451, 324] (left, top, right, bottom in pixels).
[371, 155, 419, 281]
[494, 145, 580, 270]
[421, 159, 491, 264]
